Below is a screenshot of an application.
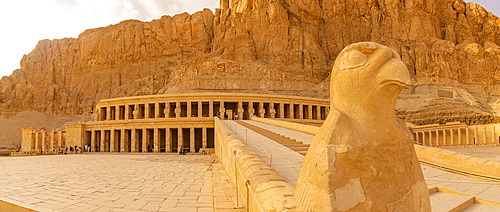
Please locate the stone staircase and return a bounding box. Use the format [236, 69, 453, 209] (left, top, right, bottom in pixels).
[428, 185, 500, 212]
[235, 121, 310, 156]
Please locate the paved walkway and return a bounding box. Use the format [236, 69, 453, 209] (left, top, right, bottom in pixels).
[441, 146, 500, 162]
[222, 120, 304, 187]
[0, 154, 236, 212]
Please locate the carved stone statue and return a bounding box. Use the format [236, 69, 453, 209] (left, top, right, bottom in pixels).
[259, 108, 266, 118]
[132, 109, 139, 119]
[164, 108, 169, 118]
[269, 108, 276, 118]
[294, 42, 431, 211]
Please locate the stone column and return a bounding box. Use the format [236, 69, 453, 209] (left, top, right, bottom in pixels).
[290, 104, 294, 119]
[187, 101, 192, 118]
[142, 128, 148, 153]
[458, 128, 462, 146]
[131, 129, 137, 152]
[415, 132, 420, 145]
[35, 132, 41, 153]
[49, 129, 56, 153]
[116, 106, 120, 120]
[58, 130, 65, 149]
[190, 127, 195, 153]
[152, 102, 158, 118]
[491, 126, 495, 146]
[154, 127, 159, 153]
[238, 101, 244, 120]
[166, 127, 171, 153]
[100, 130, 105, 152]
[202, 127, 207, 148]
[41, 129, 47, 153]
[422, 131, 426, 146]
[209, 101, 214, 118]
[248, 101, 254, 118]
[165, 102, 170, 118]
[483, 127, 487, 145]
[269, 102, 276, 118]
[435, 130, 439, 147]
[198, 101, 203, 117]
[466, 128, 470, 145]
[450, 129, 454, 146]
[145, 104, 150, 119]
[474, 127, 478, 145]
[133, 104, 139, 119]
[299, 104, 304, 119]
[125, 104, 130, 120]
[308, 104, 313, 120]
[280, 103, 285, 119]
[110, 129, 115, 152]
[259, 102, 265, 118]
[175, 102, 181, 118]
[120, 128, 126, 152]
[91, 130, 96, 152]
[178, 128, 183, 151]
[219, 101, 225, 120]
[316, 105, 321, 120]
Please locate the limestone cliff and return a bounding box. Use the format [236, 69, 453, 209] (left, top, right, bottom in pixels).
[0, 0, 499, 125]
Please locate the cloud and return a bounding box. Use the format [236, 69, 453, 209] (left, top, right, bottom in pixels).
[112, 0, 155, 20]
[52, 0, 79, 9]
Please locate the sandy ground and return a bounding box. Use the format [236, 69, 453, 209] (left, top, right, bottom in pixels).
[0, 110, 80, 153]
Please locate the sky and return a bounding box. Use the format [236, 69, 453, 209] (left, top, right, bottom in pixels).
[0, 0, 498, 78]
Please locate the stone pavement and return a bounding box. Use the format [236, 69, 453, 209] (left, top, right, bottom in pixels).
[0, 154, 238, 212]
[442, 146, 500, 162]
[222, 120, 304, 187]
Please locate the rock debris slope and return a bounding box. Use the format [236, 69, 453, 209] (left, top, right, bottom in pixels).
[0, 0, 498, 124]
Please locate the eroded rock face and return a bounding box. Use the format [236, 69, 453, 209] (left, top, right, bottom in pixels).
[0, 0, 499, 118]
[294, 42, 431, 211]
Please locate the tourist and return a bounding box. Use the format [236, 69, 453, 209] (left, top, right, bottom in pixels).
[235, 114, 238, 120]
[64, 146, 67, 155]
[84, 145, 87, 153]
[178, 146, 183, 155]
[80, 146, 82, 154]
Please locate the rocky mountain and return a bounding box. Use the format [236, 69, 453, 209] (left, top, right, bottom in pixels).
[0, 0, 499, 125]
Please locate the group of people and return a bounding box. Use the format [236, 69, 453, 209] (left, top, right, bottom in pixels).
[178, 146, 187, 155]
[215, 112, 239, 120]
[53, 145, 83, 154]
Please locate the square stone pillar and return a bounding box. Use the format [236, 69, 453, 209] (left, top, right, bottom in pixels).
[178, 128, 183, 151]
[110, 129, 115, 152]
[259, 102, 264, 118]
[458, 128, 462, 146]
[248, 101, 254, 118]
[142, 128, 148, 153]
[450, 129, 454, 146]
[165, 102, 170, 118]
[198, 101, 203, 117]
[238, 101, 244, 120]
[474, 127, 478, 145]
[466, 128, 470, 145]
[125, 105, 130, 120]
[290, 104, 294, 119]
[209, 101, 214, 118]
[91, 130, 96, 152]
[190, 127, 195, 153]
[41, 129, 47, 153]
[154, 128, 159, 153]
[415, 132, 420, 144]
[106, 106, 111, 121]
[280, 103, 285, 119]
[175, 102, 181, 118]
[187, 101, 192, 118]
[316, 105, 321, 120]
[49, 129, 56, 152]
[483, 127, 487, 145]
[131, 129, 137, 152]
[145, 104, 150, 119]
[155, 102, 160, 118]
[120, 128, 126, 152]
[166, 127, 171, 153]
[219, 101, 225, 120]
[35, 132, 41, 153]
[100, 130, 105, 152]
[422, 131, 426, 146]
[299, 104, 304, 119]
[58, 130, 65, 148]
[202, 127, 207, 148]
[307, 105, 313, 120]
[435, 130, 439, 147]
[491, 126, 496, 146]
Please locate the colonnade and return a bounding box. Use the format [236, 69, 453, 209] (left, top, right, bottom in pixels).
[88, 127, 214, 153]
[21, 128, 66, 153]
[412, 125, 500, 147]
[96, 100, 329, 122]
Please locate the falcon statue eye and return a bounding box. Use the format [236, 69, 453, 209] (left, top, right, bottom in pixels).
[339, 50, 366, 70]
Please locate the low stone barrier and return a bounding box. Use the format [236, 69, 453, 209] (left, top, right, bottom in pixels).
[214, 118, 295, 211]
[251, 117, 319, 135]
[414, 145, 500, 178]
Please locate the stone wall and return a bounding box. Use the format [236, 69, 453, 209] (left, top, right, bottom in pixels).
[214, 118, 295, 211]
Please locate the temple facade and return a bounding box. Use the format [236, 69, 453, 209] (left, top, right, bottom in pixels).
[21, 93, 330, 154]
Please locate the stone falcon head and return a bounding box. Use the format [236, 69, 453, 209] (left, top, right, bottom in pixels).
[330, 42, 411, 124]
